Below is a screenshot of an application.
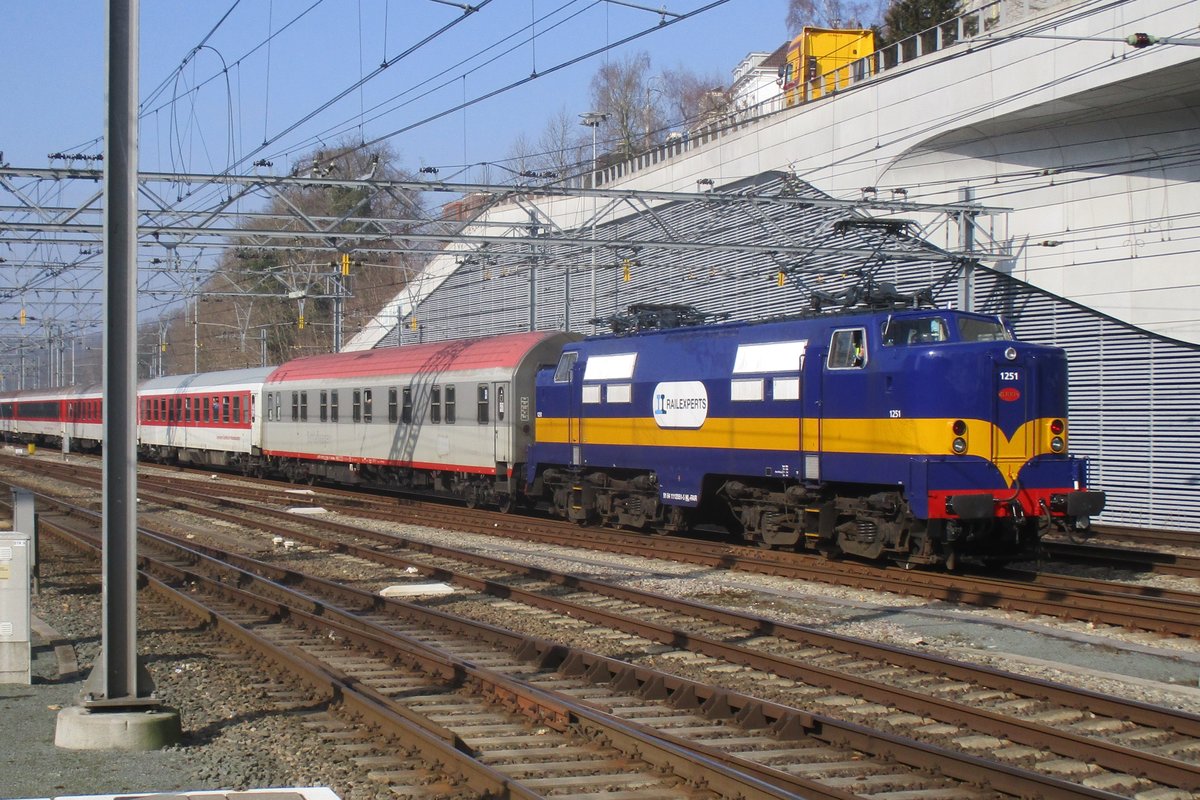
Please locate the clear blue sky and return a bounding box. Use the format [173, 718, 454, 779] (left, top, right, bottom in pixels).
[2, 0, 790, 178]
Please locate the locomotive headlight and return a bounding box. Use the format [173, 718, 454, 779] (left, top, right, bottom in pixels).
[1004, 346, 1017, 361]
[1050, 436, 1065, 453]
[952, 437, 968, 454]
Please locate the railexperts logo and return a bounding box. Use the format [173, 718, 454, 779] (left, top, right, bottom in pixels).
[652, 381, 708, 428]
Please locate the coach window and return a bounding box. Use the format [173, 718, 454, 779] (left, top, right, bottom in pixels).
[387, 388, 398, 423]
[300, 392, 309, 422]
[291, 392, 299, 422]
[401, 387, 412, 424]
[319, 390, 328, 422]
[430, 386, 441, 423]
[233, 395, 242, 424]
[330, 390, 339, 422]
[827, 329, 867, 370]
[477, 384, 489, 424]
[363, 389, 373, 423]
[445, 385, 457, 424]
[553, 352, 578, 383]
[353, 389, 362, 423]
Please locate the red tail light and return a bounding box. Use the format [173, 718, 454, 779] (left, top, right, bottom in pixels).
[1050, 419, 1064, 435]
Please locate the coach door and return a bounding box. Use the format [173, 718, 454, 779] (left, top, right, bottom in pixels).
[491, 382, 510, 467]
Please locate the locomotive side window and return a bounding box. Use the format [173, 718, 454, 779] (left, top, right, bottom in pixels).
[291, 392, 299, 422]
[445, 385, 457, 424]
[300, 392, 308, 422]
[401, 387, 412, 424]
[956, 316, 1012, 342]
[477, 384, 490, 424]
[553, 352, 578, 383]
[773, 377, 800, 400]
[363, 389, 373, 423]
[828, 329, 867, 369]
[881, 316, 948, 346]
[731, 379, 764, 401]
[430, 386, 441, 423]
[320, 391, 328, 422]
[353, 389, 362, 423]
[330, 390, 339, 423]
[606, 384, 630, 404]
[388, 388, 398, 423]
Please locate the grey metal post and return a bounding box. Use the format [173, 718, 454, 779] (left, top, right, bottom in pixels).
[91, 0, 154, 705]
[528, 211, 538, 330]
[957, 186, 976, 312]
[579, 112, 607, 330]
[12, 488, 37, 595]
[333, 270, 344, 353]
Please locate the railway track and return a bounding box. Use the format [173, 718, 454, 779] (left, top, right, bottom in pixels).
[7, 453, 1200, 637]
[4, 457, 1200, 797]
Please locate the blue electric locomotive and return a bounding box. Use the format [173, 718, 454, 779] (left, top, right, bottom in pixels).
[527, 306, 1104, 566]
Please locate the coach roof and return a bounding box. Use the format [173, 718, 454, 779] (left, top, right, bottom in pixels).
[265, 331, 562, 385]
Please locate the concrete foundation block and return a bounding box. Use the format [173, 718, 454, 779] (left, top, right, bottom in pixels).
[54, 704, 182, 751]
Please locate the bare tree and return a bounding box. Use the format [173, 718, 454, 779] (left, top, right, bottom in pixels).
[161, 140, 423, 373]
[786, 0, 886, 31]
[659, 66, 732, 130]
[878, 0, 961, 46]
[505, 132, 537, 182]
[535, 106, 589, 181]
[588, 51, 666, 157]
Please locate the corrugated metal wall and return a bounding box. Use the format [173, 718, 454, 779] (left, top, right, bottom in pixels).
[387, 171, 1199, 532]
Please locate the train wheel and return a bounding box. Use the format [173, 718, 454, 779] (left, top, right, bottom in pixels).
[496, 493, 513, 514]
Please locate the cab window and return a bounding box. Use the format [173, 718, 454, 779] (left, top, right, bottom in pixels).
[553, 352, 578, 383]
[827, 328, 867, 369]
[882, 316, 949, 346]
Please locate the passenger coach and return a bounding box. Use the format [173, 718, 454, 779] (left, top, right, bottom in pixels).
[260, 331, 576, 508]
[137, 367, 273, 469]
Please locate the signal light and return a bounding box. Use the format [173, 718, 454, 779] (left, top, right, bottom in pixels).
[952, 419, 967, 436]
[1049, 419, 1064, 435]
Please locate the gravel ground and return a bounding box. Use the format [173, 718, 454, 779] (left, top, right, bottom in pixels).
[3, 457, 1200, 800]
[0, 544, 426, 800]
